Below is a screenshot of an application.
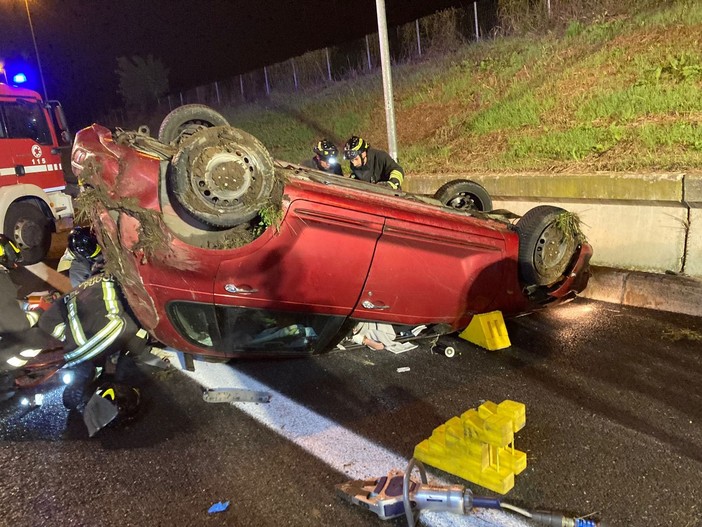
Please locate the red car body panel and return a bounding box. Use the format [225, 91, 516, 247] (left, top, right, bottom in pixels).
[72, 124, 591, 358]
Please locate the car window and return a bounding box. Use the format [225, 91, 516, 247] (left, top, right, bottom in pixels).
[1, 101, 52, 145]
[168, 301, 339, 354]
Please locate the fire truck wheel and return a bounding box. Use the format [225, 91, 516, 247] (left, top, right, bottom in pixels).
[168, 126, 276, 228]
[4, 203, 51, 265]
[158, 104, 229, 145]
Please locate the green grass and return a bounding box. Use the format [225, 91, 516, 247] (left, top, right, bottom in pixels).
[161, 0, 702, 175]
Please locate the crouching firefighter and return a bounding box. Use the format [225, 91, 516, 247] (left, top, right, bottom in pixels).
[39, 273, 150, 435]
[0, 262, 150, 435]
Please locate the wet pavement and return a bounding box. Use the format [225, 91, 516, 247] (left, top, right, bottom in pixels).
[0, 298, 700, 527]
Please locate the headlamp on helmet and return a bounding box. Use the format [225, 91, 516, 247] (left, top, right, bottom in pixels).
[313, 139, 339, 163]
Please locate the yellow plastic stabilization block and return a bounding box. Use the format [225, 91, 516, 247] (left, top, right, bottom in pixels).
[413, 400, 526, 494]
[459, 310, 511, 350]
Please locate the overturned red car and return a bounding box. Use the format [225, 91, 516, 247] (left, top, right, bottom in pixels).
[70, 106, 592, 359]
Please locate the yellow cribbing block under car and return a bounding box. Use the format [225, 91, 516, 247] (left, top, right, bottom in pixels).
[413, 400, 526, 494]
[459, 310, 511, 350]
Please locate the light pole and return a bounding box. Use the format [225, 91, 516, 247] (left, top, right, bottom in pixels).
[23, 0, 48, 100]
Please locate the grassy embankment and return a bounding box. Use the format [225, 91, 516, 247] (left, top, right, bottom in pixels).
[215, 1, 702, 176]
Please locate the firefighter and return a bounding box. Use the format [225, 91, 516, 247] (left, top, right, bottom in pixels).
[57, 226, 105, 287]
[1, 270, 149, 408]
[301, 139, 344, 176]
[343, 136, 405, 190]
[0, 234, 41, 335]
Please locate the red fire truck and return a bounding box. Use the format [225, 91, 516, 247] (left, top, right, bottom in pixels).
[0, 82, 74, 264]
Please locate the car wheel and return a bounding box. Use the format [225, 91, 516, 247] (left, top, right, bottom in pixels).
[158, 104, 229, 145]
[516, 205, 578, 286]
[4, 202, 51, 265]
[433, 179, 493, 212]
[168, 126, 276, 228]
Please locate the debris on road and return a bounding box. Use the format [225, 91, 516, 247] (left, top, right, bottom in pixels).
[207, 501, 230, 514]
[202, 387, 271, 404]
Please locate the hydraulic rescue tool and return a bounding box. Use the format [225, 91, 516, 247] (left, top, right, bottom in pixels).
[336, 458, 604, 527]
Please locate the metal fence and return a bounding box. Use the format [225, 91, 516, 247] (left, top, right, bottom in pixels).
[101, 0, 636, 126]
[101, 1, 497, 126]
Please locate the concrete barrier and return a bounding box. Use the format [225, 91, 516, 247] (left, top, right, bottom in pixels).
[406, 172, 702, 278]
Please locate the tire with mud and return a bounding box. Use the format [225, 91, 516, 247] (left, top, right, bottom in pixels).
[168, 126, 276, 228]
[4, 201, 52, 265]
[433, 179, 492, 212]
[516, 205, 578, 286]
[158, 104, 229, 145]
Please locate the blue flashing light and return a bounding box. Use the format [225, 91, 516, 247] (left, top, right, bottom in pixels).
[13, 72, 27, 84]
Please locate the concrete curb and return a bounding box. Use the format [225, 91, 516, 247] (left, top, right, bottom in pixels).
[581, 266, 702, 318]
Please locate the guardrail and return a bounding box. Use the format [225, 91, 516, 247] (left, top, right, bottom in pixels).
[406, 172, 702, 279]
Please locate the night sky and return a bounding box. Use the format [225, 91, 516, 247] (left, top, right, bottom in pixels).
[1, 0, 488, 127]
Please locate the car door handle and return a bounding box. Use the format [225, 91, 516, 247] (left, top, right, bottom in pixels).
[224, 284, 258, 294]
[362, 300, 390, 310]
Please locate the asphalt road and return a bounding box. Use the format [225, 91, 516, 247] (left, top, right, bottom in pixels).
[1, 284, 700, 527]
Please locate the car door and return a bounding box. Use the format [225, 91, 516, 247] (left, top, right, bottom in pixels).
[210, 198, 384, 355]
[350, 217, 509, 327]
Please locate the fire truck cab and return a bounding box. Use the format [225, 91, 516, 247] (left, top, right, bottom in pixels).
[0, 83, 74, 264]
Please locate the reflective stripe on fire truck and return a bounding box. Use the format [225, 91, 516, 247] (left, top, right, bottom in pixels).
[0, 163, 63, 177]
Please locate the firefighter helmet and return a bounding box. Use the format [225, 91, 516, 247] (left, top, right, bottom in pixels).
[0, 234, 22, 269]
[68, 227, 102, 260]
[313, 139, 339, 162]
[95, 382, 141, 424]
[343, 136, 369, 160]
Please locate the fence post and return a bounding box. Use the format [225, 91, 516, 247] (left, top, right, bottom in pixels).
[240, 74, 244, 100]
[292, 58, 298, 91]
[325, 47, 332, 81]
[365, 35, 372, 71]
[473, 1, 480, 41]
[214, 81, 221, 104]
[167, 94, 172, 111]
[415, 19, 422, 57]
[546, 0, 551, 17]
[179, 92, 184, 105]
[264, 66, 270, 95]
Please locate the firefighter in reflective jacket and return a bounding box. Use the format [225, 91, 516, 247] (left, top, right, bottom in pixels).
[1, 271, 148, 375]
[0, 234, 41, 337]
[343, 136, 405, 190]
[37, 273, 148, 370]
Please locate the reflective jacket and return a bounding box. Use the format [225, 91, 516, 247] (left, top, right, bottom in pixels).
[38, 274, 144, 368]
[349, 148, 404, 189]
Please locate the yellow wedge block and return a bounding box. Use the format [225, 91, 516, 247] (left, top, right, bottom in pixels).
[413, 399, 526, 494]
[459, 311, 511, 350]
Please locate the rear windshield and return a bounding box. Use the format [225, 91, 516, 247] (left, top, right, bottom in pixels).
[0, 100, 53, 145]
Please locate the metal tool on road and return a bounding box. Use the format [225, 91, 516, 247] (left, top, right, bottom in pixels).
[202, 387, 271, 404]
[336, 458, 603, 527]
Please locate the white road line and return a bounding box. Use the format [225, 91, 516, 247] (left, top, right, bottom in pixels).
[161, 349, 530, 527]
